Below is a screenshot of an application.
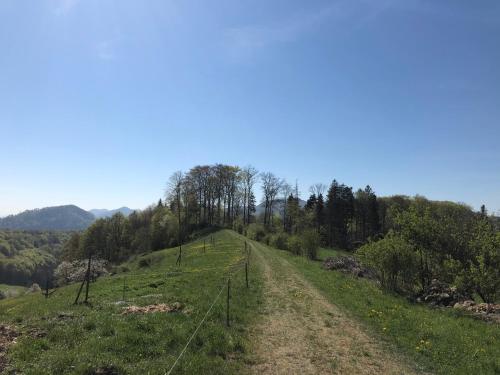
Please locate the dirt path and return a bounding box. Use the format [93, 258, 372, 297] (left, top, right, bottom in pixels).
[246, 240, 419, 375]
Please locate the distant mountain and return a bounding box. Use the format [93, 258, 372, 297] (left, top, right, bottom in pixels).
[89, 207, 135, 218]
[0, 205, 94, 231]
[255, 198, 306, 217]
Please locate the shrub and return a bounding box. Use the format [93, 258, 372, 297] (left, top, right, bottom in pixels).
[263, 234, 272, 246]
[247, 223, 266, 242]
[288, 235, 302, 256]
[270, 232, 289, 250]
[357, 234, 418, 292]
[138, 252, 164, 268]
[54, 259, 109, 285]
[233, 219, 244, 234]
[0, 290, 6, 300]
[302, 230, 320, 260]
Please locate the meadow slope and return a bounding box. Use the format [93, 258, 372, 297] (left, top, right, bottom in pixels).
[1, 230, 499, 375]
[0, 230, 263, 375]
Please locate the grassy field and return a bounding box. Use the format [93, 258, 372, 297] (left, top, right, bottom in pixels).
[0, 230, 263, 375]
[260, 243, 500, 375]
[0, 284, 27, 299]
[3, 230, 499, 375]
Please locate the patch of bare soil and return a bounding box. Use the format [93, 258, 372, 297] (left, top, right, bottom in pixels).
[91, 365, 124, 375]
[0, 324, 18, 373]
[247, 242, 420, 375]
[121, 302, 183, 315]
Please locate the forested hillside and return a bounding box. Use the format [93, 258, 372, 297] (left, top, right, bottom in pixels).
[0, 231, 70, 286]
[89, 207, 134, 219]
[0, 205, 94, 231]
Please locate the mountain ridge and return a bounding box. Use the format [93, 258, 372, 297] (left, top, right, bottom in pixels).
[89, 207, 135, 218]
[0, 205, 135, 231]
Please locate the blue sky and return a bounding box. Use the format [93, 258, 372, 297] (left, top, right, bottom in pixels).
[1, 0, 499, 216]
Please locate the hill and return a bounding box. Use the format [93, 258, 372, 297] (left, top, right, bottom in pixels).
[0, 205, 94, 231]
[89, 207, 135, 218]
[255, 198, 306, 217]
[0, 230, 70, 286]
[1, 230, 498, 374]
[0, 230, 262, 374]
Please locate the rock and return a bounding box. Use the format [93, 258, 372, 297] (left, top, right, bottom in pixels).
[322, 256, 376, 279]
[451, 300, 500, 322]
[417, 279, 467, 307]
[121, 302, 184, 315]
[26, 283, 41, 294]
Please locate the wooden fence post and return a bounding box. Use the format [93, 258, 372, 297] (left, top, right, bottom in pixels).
[226, 278, 231, 327]
[122, 276, 126, 301]
[74, 255, 92, 305]
[176, 245, 182, 266]
[44, 272, 50, 299]
[84, 254, 92, 304]
[245, 262, 249, 289]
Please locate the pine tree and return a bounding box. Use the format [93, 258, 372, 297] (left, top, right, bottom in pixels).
[305, 194, 317, 211]
[316, 193, 325, 235]
[247, 191, 256, 223]
[326, 180, 354, 248]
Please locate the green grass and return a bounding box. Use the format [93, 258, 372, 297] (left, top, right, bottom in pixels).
[258, 241, 500, 375]
[0, 230, 263, 375]
[0, 284, 27, 298]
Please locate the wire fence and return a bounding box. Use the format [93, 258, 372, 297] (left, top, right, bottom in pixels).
[164, 239, 251, 375]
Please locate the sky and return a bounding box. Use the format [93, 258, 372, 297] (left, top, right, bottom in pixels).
[1, 0, 499, 217]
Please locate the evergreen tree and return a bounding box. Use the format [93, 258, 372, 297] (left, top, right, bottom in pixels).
[305, 194, 317, 211]
[316, 193, 325, 235]
[247, 191, 256, 223]
[326, 180, 354, 248]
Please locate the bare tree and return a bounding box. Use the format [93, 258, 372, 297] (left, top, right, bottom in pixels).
[281, 182, 293, 230]
[167, 171, 184, 246]
[310, 183, 326, 197]
[260, 172, 282, 227]
[242, 166, 258, 225]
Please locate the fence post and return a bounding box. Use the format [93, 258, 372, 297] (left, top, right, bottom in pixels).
[226, 278, 231, 327]
[44, 272, 49, 299]
[84, 254, 92, 304]
[245, 262, 249, 289]
[122, 276, 126, 301]
[176, 245, 182, 266]
[204, 239, 206, 253]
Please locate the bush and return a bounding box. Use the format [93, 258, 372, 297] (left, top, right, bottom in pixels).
[233, 219, 244, 234]
[270, 232, 289, 250]
[288, 235, 302, 256]
[357, 234, 419, 292]
[302, 230, 320, 260]
[0, 290, 6, 300]
[263, 234, 272, 246]
[247, 224, 266, 242]
[54, 259, 109, 285]
[138, 252, 164, 268]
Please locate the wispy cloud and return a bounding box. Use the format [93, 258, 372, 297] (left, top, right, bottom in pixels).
[220, 1, 397, 63]
[222, 5, 337, 62]
[219, 0, 446, 63]
[52, 0, 79, 15]
[96, 41, 115, 61]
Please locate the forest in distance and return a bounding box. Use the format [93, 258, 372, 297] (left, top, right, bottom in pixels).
[53, 163, 499, 304]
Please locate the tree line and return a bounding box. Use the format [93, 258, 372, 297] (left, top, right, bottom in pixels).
[62, 163, 499, 303]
